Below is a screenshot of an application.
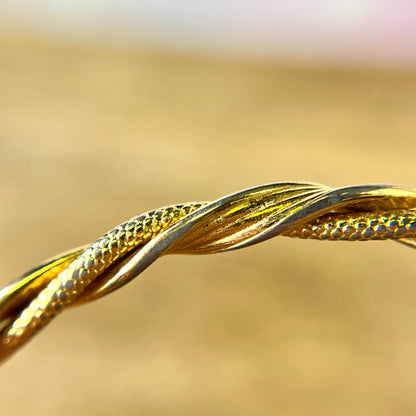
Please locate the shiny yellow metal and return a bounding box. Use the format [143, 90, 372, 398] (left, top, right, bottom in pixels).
[0, 182, 415, 363]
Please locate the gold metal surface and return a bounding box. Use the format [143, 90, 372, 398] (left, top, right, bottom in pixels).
[0, 182, 415, 363]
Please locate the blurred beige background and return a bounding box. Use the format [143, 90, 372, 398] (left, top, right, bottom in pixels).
[0, 13, 416, 416]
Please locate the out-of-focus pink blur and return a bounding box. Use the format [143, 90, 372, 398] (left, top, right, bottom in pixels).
[0, 1, 415, 68]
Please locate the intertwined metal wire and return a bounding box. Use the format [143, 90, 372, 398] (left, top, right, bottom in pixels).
[1, 182, 415, 362]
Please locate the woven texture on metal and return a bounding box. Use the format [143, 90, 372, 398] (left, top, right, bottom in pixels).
[1, 182, 415, 363]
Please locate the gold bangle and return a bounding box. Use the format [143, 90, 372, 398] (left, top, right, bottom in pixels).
[1, 182, 415, 363]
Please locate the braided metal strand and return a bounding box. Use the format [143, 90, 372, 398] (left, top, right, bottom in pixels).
[0, 182, 416, 363]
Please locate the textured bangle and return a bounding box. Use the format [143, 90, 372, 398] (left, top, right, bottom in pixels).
[1, 182, 415, 363]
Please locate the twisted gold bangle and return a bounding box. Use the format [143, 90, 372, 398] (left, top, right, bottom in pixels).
[1, 182, 415, 363]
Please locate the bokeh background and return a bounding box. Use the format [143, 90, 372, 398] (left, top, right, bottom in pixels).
[0, 2, 415, 415]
